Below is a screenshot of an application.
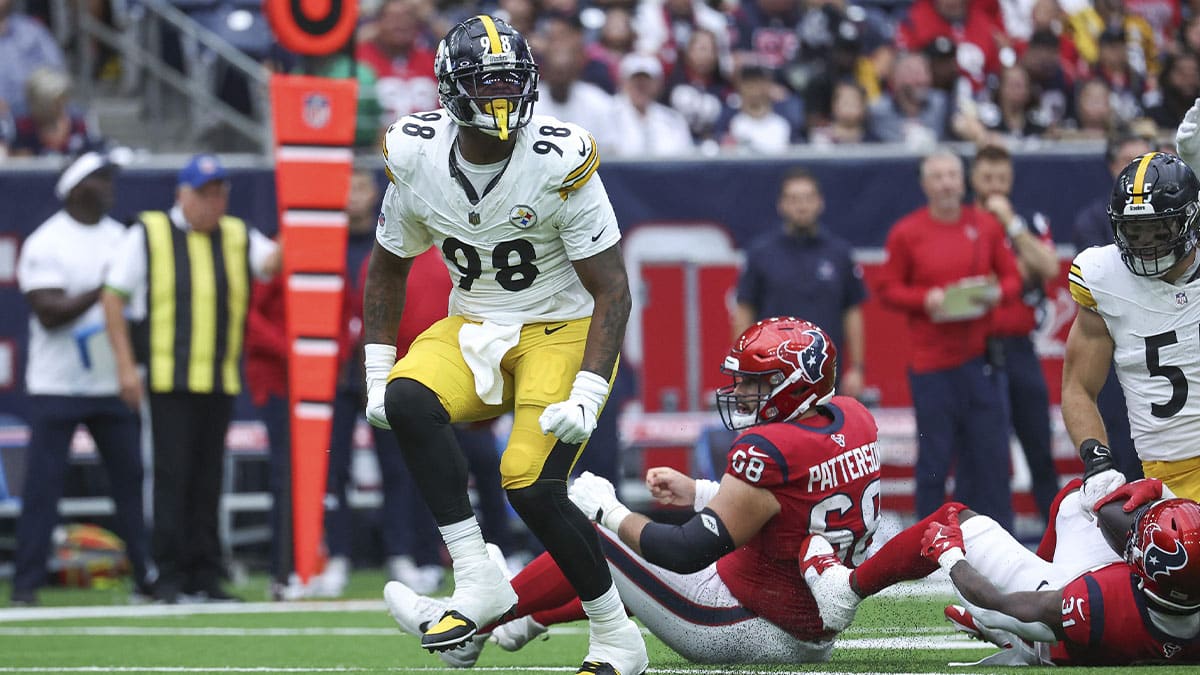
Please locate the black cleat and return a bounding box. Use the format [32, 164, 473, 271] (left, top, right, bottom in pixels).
[421, 609, 479, 651]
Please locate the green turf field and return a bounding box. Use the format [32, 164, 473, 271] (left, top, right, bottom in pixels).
[0, 571, 1143, 674]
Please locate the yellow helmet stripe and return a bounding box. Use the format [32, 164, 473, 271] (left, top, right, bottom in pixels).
[477, 15, 503, 54]
[1131, 152, 1158, 204]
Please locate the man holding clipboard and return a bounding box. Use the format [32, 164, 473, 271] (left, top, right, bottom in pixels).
[874, 148, 1022, 531]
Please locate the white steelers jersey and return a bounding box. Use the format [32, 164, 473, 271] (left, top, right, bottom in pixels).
[377, 111, 620, 324]
[1069, 244, 1200, 461]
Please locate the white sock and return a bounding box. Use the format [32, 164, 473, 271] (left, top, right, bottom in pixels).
[581, 583, 626, 629]
[439, 518, 487, 564]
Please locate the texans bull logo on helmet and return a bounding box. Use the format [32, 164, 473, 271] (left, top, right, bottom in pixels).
[776, 330, 830, 385]
[1141, 522, 1191, 581]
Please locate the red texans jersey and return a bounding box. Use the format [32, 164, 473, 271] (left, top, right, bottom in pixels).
[716, 396, 882, 640]
[1053, 563, 1200, 665]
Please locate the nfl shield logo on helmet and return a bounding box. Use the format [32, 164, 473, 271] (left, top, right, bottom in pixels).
[302, 93, 332, 129]
[509, 205, 537, 229]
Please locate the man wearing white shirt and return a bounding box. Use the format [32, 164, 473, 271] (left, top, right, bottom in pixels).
[608, 53, 696, 158]
[101, 153, 280, 603]
[12, 152, 152, 606]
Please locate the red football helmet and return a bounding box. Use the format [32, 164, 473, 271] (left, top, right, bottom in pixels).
[1126, 498, 1200, 611]
[716, 317, 837, 431]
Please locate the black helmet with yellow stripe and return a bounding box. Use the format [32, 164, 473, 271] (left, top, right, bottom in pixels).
[1109, 151, 1200, 277]
[434, 15, 539, 141]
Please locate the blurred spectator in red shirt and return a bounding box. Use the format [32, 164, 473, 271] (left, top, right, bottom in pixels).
[356, 0, 437, 133]
[896, 0, 1010, 92]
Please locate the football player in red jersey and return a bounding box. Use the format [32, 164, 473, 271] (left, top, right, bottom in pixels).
[803, 475, 1200, 666]
[383, 316, 884, 665]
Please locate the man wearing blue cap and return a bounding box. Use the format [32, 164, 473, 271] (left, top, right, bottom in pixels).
[101, 153, 279, 603]
[12, 151, 153, 606]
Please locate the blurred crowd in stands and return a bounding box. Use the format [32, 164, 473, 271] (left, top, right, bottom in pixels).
[5, 0, 1200, 157]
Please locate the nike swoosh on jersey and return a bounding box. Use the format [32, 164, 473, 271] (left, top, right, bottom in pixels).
[590, 228, 607, 242]
[544, 324, 568, 335]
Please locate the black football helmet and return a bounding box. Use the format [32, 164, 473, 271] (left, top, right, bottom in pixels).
[1108, 152, 1200, 277]
[434, 15, 538, 141]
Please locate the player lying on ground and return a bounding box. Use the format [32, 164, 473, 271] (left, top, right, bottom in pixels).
[384, 316, 884, 666]
[802, 474, 1200, 666]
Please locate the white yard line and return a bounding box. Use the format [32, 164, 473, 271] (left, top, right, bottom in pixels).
[0, 670, 959, 675]
[0, 662, 960, 667]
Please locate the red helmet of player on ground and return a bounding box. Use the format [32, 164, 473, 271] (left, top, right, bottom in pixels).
[1126, 498, 1200, 611]
[716, 317, 837, 431]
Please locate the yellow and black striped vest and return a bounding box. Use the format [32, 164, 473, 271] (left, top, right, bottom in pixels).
[141, 210, 250, 395]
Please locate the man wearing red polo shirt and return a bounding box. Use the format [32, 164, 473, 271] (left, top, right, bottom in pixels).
[874, 147, 1022, 531]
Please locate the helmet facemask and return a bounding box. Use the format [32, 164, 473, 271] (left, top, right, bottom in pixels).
[436, 28, 539, 140]
[717, 368, 786, 431]
[1113, 205, 1200, 277]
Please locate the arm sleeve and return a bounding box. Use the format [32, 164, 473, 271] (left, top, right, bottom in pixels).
[375, 182, 432, 259]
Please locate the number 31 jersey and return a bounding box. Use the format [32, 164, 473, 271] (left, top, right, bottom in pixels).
[1069, 244, 1200, 461]
[378, 111, 620, 325]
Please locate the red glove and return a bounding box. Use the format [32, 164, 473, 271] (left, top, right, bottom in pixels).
[920, 508, 965, 569]
[1093, 478, 1164, 513]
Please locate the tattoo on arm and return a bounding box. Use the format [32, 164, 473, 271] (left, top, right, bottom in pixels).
[363, 241, 414, 346]
[572, 245, 631, 377]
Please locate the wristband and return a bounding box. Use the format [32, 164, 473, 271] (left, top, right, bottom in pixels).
[693, 479, 720, 512]
[1079, 438, 1115, 479]
[599, 503, 632, 532]
[571, 370, 611, 408]
[938, 547, 966, 573]
[364, 343, 397, 383]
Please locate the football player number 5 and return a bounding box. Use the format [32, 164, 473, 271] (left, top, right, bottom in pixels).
[809, 479, 881, 566]
[442, 237, 540, 292]
[1145, 329, 1192, 418]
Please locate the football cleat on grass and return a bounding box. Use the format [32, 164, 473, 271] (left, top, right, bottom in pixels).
[579, 616, 647, 675]
[384, 580, 486, 668]
[421, 551, 517, 651]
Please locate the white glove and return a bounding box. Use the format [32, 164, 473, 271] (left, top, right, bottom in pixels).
[1078, 468, 1127, 521]
[538, 371, 609, 444]
[568, 471, 631, 531]
[364, 343, 396, 429]
[1177, 97, 1200, 168]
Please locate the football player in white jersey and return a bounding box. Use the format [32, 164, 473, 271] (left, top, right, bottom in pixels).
[1063, 150, 1200, 511]
[363, 15, 647, 675]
